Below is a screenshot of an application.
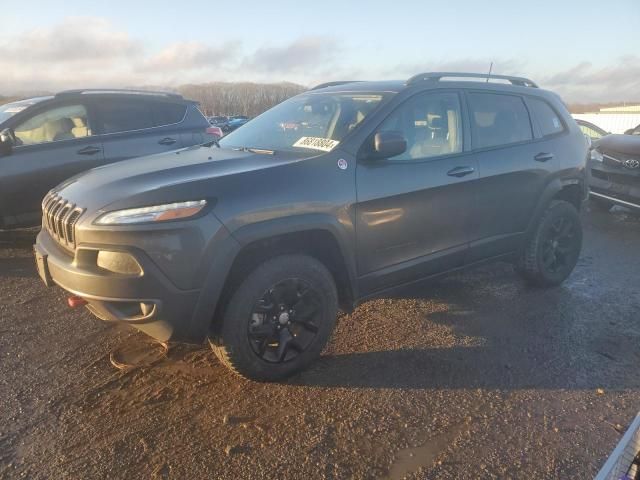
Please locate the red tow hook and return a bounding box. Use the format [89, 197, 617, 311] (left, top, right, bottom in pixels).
[67, 296, 88, 308]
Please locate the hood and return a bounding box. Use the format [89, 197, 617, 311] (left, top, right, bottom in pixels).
[55, 145, 305, 213]
[598, 134, 640, 156]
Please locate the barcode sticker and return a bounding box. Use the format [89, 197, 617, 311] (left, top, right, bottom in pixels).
[293, 137, 340, 152]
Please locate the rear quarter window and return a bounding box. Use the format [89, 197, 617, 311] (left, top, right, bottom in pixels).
[96, 99, 154, 134]
[528, 97, 565, 137]
[152, 102, 187, 126]
[468, 93, 533, 149]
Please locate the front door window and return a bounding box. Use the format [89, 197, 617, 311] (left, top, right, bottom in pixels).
[377, 92, 463, 161]
[13, 105, 90, 146]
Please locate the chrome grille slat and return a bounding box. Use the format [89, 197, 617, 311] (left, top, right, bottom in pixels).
[66, 210, 81, 243]
[57, 205, 71, 242]
[41, 192, 84, 251]
[55, 205, 70, 239]
[48, 201, 63, 232]
[61, 206, 76, 243]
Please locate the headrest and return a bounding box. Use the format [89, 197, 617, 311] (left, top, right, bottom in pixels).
[71, 117, 86, 128]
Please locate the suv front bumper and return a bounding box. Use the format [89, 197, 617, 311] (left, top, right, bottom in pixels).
[589, 159, 640, 211]
[34, 229, 201, 342]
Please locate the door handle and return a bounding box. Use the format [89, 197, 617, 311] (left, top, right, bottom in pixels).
[159, 137, 177, 146]
[447, 166, 475, 178]
[534, 152, 554, 162]
[77, 146, 101, 156]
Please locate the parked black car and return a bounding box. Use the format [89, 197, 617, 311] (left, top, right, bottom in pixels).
[589, 134, 640, 211]
[34, 72, 588, 381]
[0, 90, 216, 228]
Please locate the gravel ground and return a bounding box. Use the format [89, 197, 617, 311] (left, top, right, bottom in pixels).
[1, 206, 639, 479]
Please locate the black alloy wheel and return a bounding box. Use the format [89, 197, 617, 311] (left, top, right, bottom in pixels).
[517, 200, 583, 287]
[248, 278, 322, 363]
[210, 254, 338, 381]
[539, 215, 579, 275]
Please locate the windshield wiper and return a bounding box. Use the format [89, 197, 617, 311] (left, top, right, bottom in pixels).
[233, 147, 275, 155]
[203, 138, 221, 148]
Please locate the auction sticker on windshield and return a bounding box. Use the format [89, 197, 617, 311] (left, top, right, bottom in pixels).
[293, 137, 340, 152]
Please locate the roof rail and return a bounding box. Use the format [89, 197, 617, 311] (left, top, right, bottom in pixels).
[55, 89, 183, 99]
[406, 72, 538, 88]
[310, 81, 364, 91]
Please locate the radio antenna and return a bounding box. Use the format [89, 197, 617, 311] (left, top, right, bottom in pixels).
[486, 62, 493, 82]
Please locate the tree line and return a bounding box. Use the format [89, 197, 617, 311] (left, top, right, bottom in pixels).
[1, 82, 307, 118]
[178, 82, 306, 117]
[3, 89, 640, 117]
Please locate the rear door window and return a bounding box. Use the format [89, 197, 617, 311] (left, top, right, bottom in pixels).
[152, 102, 187, 126]
[468, 93, 533, 149]
[528, 97, 565, 137]
[96, 99, 154, 134]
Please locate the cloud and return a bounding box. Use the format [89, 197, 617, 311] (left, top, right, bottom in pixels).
[0, 17, 637, 104]
[540, 56, 640, 102]
[0, 17, 142, 93]
[138, 41, 240, 72]
[0, 17, 140, 63]
[242, 36, 340, 74]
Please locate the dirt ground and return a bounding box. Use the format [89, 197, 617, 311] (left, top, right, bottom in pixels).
[1, 206, 639, 479]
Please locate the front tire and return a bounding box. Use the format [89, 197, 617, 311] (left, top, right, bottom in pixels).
[517, 200, 582, 287]
[211, 254, 338, 381]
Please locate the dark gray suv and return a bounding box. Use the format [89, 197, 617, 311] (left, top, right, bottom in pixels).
[34, 73, 589, 381]
[0, 90, 214, 228]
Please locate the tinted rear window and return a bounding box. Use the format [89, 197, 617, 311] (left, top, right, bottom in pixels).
[97, 100, 154, 134]
[152, 102, 187, 126]
[468, 93, 533, 149]
[528, 97, 564, 137]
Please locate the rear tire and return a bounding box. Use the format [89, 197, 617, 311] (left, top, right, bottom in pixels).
[211, 254, 337, 381]
[517, 200, 582, 287]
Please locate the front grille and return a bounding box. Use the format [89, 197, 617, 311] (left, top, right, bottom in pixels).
[602, 151, 640, 170]
[42, 192, 84, 250]
[592, 168, 640, 186]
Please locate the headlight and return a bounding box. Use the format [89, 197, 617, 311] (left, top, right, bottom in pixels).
[95, 200, 207, 225]
[590, 149, 604, 162]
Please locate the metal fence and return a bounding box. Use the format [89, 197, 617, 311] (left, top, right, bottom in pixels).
[572, 114, 640, 135]
[595, 413, 640, 480]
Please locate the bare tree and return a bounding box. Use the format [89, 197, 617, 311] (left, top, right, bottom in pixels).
[178, 82, 306, 117]
[1, 82, 307, 117]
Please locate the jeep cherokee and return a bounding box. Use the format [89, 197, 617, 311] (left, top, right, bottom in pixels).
[34, 72, 589, 381]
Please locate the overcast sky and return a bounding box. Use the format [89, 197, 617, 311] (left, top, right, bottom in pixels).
[1, 0, 638, 102]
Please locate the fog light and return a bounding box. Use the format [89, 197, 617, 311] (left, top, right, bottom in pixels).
[140, 302, 154, 317]
[97, 251, 142, 275]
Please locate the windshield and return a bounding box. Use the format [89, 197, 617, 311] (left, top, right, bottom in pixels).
[219, 92, 389, 153]
[0, 102, 29, 123]
[0, 98, 49, 123]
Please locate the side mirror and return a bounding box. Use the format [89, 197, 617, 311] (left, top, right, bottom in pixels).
[0, 128, 15, 156]
[369, 131, 407, 159]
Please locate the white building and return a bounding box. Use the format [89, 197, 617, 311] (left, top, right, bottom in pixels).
[573, 104, 640, 134]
